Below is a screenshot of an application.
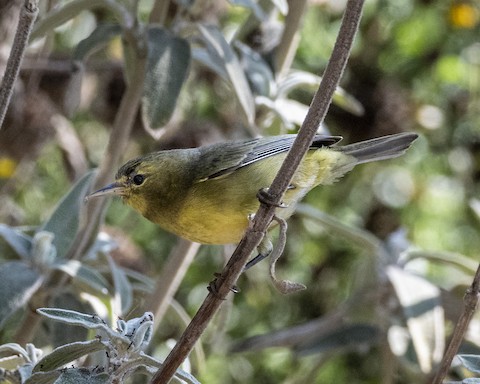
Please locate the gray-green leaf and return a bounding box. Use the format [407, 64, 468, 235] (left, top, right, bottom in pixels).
[0, 262, 42, 328]
[53, 369, 109, 384]
[196, 25, 255, 126]
[25, 371, 61, 384]
[39, 170, 96, 259]
[141, 27, 191, 135]
[387, 265, 444, 373]
[33, 340, 106, 373]
[0, 224, 32, 260]
[51, 260, 110, 295]
[295, 324, 380, 356]
[36, 308, 109, 331]
[107, 255, 132, 316]
[73, 24, 122, 61]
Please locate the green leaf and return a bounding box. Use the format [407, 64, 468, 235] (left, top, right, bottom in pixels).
[122, 267, 155, 292]
[0, 224, 32, 260]
[106, 255, 132, 316]
[387, 266, 444, 373]
[52, 294, 90, 348]
[196, 25, 255, 126]
[39, 170, 96, 259]
[235, 42, 274, 96]
[73, 24, 122, 61]
[0, 262, 42, 328]
[51, 260, 110, 295]
[33, 340, 106, 373]
[141, 27, 191, 134]
[458, 355, 480, 374]
[192, 47, 227, 78]
[295, 324, 380, 356]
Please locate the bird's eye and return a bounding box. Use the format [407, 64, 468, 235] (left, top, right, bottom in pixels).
[132, 174, 145, 185]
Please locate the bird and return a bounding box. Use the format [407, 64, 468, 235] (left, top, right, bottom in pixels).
[87, 132, 418, 268]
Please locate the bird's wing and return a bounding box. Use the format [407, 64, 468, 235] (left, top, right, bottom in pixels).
[195, 138, 259, 182]
[198, 134, 342, 181]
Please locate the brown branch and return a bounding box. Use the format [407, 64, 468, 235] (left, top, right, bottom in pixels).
[430, 263, 480, 384]
[150, 0, 365, 382]
[0, 0, 39, 129]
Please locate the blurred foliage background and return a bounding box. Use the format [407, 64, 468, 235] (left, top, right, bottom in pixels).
[0, 0, 479, 383]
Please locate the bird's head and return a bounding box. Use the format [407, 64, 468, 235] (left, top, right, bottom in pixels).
[86, 155, 165, 214]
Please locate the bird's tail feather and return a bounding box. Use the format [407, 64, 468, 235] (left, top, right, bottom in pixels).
[337, 132, 418, 164]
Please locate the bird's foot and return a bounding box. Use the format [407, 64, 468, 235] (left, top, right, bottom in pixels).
[257, 188, 288, 208]
[207, 273, 240, 299]
[244, 237, 273, 271]
[268, 216, 306, 294]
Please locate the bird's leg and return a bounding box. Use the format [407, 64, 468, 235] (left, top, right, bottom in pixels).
[244, 186, 292, 270]
[268, 216, 306, 294]
[244, 236, 273, 271]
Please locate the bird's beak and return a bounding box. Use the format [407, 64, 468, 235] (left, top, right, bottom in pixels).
[85, 182, 126, 202]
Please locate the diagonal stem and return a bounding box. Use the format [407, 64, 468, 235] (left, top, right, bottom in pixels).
[0, 0, 39, 129]
[150, 0, 365, 382]
[430, 263, 480, 384]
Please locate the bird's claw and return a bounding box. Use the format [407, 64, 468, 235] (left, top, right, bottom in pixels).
[257, 188, 288, 208]
[207, 273, 240, 298]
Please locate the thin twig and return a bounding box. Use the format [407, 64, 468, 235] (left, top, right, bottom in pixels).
[149, 0, 170, 24]
[275, 0, 308, 77]
[146, 239, 201, 331]
[150, 0, 365, 382]
[0, 0, 39, 130]
[430, 263, 480, 384]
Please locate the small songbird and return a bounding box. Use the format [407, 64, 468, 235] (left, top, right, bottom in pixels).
[88, 133, 417, 252]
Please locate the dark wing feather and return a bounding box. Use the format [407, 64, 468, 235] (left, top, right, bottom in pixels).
[195, 138, 259, 181]
[203, 134, 342, 180]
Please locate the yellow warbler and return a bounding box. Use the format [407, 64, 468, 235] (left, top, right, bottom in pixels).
[88, 133, 417, 247]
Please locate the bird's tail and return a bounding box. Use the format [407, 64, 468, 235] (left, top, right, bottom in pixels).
[336, 132, 418, 164]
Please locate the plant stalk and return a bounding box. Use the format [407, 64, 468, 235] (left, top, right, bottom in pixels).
[430, 263, 480, 384]
[275, 0, 308, 77]
[0, 0, 39, 130]
[146, 239, 201, 331]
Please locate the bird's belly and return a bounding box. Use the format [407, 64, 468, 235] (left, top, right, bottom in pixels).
[174, 184, 310, 245]
[175, 203, 253, 244]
